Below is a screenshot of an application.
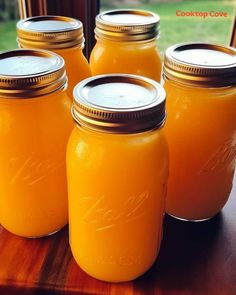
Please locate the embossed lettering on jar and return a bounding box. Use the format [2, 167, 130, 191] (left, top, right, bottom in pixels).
[17, 15, 91, 99]
[90, 9, 162, 82]
[0, 49, 73, 237]
[67, 74, 169, 282]
[163, 43, 236, 221]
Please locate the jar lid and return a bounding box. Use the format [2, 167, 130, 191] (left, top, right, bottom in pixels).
[17, 15, 84, 49]
[95, 9, 160, 42]
[72, 74, 166, 133]
[163, 43, 236, 87]
[0, 49, 66, 98]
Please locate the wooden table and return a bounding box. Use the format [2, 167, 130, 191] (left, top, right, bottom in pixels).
[0, 176, 235, 295]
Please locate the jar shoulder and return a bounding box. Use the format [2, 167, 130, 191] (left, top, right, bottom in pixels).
[67, 127, 168, 161]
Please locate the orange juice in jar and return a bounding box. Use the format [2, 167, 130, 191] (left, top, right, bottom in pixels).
[0, 49, 73, 237]
[90, 10, 162, 82]
[17, 15, 91, 99]
[163, 43, 236, 221]
[67, 74, 168, 282]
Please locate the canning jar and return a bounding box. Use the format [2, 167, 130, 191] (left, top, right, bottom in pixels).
[67, 74, 169, 282]
[0, 49, 73, 237]
[17, 15, 91, 99]
[90, 10, 162, 82]
[163, 43, 236, 221]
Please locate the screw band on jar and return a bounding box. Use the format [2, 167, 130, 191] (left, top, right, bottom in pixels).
[163, 42, 236, 87]
[95, 9, 160, 42]
[72, 74, 166, 134]
[17, 15, 85, 49]
[0, 49, 66, 98]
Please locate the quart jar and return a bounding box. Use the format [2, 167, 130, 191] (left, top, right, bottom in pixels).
[17, 15, 91, 99]
[163, 43, 236, 221]
[67, 74, 169, 282]
[0, 49, 73, 237]
[90, 10, 162, 82]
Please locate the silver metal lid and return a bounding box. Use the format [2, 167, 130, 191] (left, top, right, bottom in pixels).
[72, 74, 166, 133]
[17, 15, 84, 49]
[163, 43, 236, 87]
[95, 9, 160, 42]
[0, 49, 66, 98]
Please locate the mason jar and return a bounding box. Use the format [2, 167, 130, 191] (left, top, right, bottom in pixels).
[17, 15, 91, 99]
[67, 74, 169, 282]
[90, 10, 162, 82]
[163, 43, 236, 221]
[0, 49, 73, 237]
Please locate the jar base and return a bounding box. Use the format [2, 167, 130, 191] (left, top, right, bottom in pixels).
[26, 226, 66, 238]
[2, 224, 66, 238]
[73, 260, 156, 283]
[71, 249, 160, 283]
[166, 212, 218, 222]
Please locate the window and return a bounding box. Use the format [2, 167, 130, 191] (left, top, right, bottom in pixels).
[0, 0, 235, 55]
[100, 0, 236, 56]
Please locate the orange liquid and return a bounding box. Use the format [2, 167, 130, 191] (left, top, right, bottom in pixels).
[164, 80, 236, 220]
[54, 47, 91, 99]
[67, 126, 168, 282]
[90, 39, 162, 82]
[0, 89, 73, 237]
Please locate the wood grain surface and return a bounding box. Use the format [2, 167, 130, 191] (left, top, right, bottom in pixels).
[0, 175, 235, 295]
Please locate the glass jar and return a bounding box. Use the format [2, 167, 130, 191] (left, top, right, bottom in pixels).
[163, 43, 236, 221]
[67, 74, 168, 282]
[0, 49, 73, 237]
[17, 15, 91, 99]
[90, 10, 162, 82]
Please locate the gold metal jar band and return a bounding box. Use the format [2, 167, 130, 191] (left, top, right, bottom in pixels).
[95, 9, 160, 42]
[72, 74, 166, 134]
[17, 15, 85, 50]
[163, 43, 236, 87]
[0, 49, 66, 98]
